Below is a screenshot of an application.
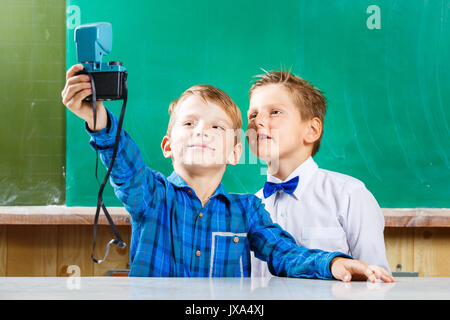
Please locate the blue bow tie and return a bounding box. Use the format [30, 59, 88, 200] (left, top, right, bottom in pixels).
[263, 176, 299, 198]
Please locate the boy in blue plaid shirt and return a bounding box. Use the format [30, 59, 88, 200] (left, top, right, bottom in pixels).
[61, 64, 394, 282]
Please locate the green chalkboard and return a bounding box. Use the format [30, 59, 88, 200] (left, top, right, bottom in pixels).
[65, 0, 450, 208]
[0, 0, 66, 205]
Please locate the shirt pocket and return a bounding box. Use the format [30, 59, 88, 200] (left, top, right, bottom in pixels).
[210, 232, 247, 277]
[300, 227, 348, 253]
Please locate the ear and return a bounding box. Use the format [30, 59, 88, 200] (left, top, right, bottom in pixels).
[227, 142, 243, 166]
[161, 136, 173, 158]
[304, 117, 322, 145]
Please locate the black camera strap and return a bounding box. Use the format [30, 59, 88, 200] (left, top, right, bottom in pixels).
[88, 73, 127, 264]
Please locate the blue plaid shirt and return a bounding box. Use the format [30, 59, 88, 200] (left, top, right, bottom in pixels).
[86, 108, 350, 278]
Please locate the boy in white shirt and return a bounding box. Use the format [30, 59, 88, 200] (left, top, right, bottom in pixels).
[248, 70, 391, 277]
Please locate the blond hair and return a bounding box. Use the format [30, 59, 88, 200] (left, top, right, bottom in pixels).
[167, 85, 242, 141]
[249, 69, 327, 156]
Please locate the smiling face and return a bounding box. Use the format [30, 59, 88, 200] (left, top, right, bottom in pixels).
[162, 95, 242, 172]
[247, 84, 320, 165]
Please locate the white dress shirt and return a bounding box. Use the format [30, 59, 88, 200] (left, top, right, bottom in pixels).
[251, 156, 390, 277]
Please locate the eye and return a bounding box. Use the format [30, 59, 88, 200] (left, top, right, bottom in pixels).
[248, 112, 257, 120]
[271, 110, 281, 116]
[184, 121, 193, 126]
[212, 125, 224, 131]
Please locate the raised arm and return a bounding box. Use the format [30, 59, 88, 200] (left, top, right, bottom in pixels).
[62, 64, 162, 220]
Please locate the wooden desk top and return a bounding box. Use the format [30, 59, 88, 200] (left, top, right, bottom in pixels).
[0, 276, 449, 300]
[0, 206, 449, 227]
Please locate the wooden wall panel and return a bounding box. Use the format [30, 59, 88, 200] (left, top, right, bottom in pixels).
[0, 225, 448, 277]
[6, 226, 58, 276]
[0, 226, 6, 276]
[4, 225, 130, 277]
[57, 225, 94, 276]
[414, 228, 450, 277]
[384, 227, 415, 273]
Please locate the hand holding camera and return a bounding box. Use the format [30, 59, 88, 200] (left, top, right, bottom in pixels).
[61, 22, 127, 132]
[61, 64, 107, 131]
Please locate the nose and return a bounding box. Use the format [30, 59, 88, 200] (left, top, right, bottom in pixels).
[193, 121, 209, 137]
[254, 113, 268, 128]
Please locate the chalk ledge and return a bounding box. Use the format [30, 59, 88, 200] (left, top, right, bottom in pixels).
[0, 206, 130, 225]
[0, 207, 448, 227]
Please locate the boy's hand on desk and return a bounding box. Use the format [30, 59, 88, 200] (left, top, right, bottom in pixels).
[61, 64, 108, 131]
[330, 257, 395, 283]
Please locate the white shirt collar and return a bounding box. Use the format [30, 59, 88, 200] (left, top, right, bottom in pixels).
[266, 156, 319, 200]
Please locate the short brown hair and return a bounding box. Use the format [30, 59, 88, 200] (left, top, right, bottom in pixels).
[167, 85, 243, 140]
[249, 70, 327, 156]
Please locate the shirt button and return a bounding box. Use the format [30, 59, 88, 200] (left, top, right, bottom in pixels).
[195, 250, 201, 257]
[199, 212, 203, 218]
[233, 236, 239, 243]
